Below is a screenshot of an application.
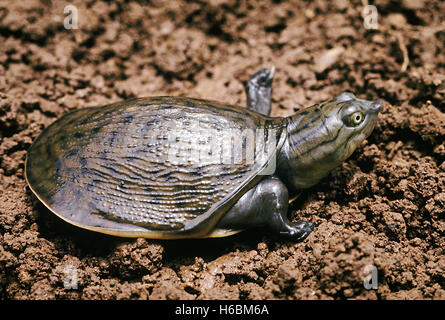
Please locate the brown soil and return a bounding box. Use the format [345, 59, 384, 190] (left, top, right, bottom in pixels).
[0, 0, 444, 300]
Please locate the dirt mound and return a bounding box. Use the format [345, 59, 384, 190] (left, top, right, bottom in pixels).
[0, 0, 443, 299]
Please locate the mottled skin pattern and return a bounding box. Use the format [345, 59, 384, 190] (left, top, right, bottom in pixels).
[26, 68, 382, 240]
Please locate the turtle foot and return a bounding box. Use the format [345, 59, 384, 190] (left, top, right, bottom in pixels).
[279, 220, 313, 241]
[249, 67, 275, 88]
[245, 68, 275, 116]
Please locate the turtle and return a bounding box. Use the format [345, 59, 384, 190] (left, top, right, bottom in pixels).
[25, 68, 382, 240]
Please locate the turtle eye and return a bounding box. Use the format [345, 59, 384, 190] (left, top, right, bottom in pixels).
[344, 111, 365, 127]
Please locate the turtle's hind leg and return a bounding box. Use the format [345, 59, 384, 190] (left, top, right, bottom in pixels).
[216, 176, 313, 241]
[245, 68, 275, 116]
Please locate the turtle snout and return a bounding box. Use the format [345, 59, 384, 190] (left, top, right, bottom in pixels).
[369, 100, 383, 113]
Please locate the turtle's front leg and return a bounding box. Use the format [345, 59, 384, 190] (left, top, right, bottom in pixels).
[245, 68, 275, 116]
[216, 176, 313, 241]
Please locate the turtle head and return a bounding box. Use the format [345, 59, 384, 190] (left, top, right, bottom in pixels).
[330, 92, 382, 159]
[278, 92, 382, 190]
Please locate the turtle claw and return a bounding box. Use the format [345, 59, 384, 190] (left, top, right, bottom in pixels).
[250, 68, 275, 87]
[245, 68, 275, 116]
[280, 221, 313, 241]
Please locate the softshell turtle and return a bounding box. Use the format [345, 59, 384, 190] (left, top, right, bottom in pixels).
[25, 69, 382, 240]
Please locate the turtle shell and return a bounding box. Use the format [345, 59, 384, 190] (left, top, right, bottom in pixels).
[25, 97, 287, 238]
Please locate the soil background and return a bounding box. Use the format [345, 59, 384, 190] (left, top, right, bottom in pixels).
[0, 0, 444, 300]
